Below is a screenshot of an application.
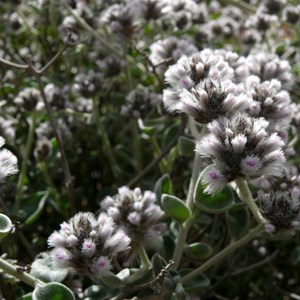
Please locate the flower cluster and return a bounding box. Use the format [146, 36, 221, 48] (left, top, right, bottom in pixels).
[241, 76, 292, 133]
[0, 137, 18, 182]
[48, 212, 131, 277]
[196, 113, 286, 194]
[149, 36, 197, 74]
[121, 87, 162, 119]
[101, 187, 165, 248]
[164, 79, 249, 124]
[259, 190, 300, 232]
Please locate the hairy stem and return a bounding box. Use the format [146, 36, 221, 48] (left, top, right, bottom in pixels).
[235, 177, 267, 225]
[180, 224, 264, 284]
[0, 258, 44, 288]
[13, 114, 37, 214]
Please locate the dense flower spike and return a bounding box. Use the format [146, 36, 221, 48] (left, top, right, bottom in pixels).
[48, 212, 130, 277]
[259, 191, 300, 232]
[121, 87, 162, 118]
[14, 88, 44, 112]
[0, 137, 18, 181]
[196, 113, 286, 194]
[246, 51, 294, 90]
[149, 36, 197, 74]
[164, 49, 235, 91]
[255, 163, 300, 196]
[241, 76, 292, 132]
[163, 49, 250, 120]
[165, 79, 250, 123]
[101, 187, 165, 248]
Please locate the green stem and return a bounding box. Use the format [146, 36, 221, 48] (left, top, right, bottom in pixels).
[171, 152, 202, 270]
[13, 114, 37, 214]
[125, 246, 151, 284]
[92, 97, 121, 178]
[149, 136, 168, 173]
[180, 224, 264, 284]
[138, 245, 151, 268]
[235, 177, 267, 225]
[130, 119, 142, 173]
[0, 257, 44, 288]
[39, 161, 61, 209]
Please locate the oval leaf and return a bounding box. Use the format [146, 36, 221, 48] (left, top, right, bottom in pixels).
[152, 253, 167, 276]
[162, 194, 191, 223]
[194, 177, 234, 213]
[178, 136, 195, 158]
[0, 213, 13, 239]
[154, 174, 173, 203]
[180, 269, 210, 293]
[101, 274, 125, 288]
[226, 206, 249, 239]
[30, 251, 68, 283]
[185, 242, 213, 260]
[32, 282, 75, 300]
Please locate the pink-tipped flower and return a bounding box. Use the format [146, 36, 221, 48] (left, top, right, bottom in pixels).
[196, 113, 286, 194]
[101, 187, 166, 248]
[47, 212, 130, 278]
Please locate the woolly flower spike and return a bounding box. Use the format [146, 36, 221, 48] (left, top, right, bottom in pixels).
[101, 187, 165, 248]
[167, 79, 250, 124]
[149, 36, 197, 74]
[14, 87, 44, 112]
[246, 51, 293, 90]
[0, 137, 18, 181]
[48, 212, 130, 278]
[165, 49, 234, 91]
[196, 113, 286, 194]
[121, 87, 162, 119]
[259, 190, 300, 232]
[241, 76, 292, 132]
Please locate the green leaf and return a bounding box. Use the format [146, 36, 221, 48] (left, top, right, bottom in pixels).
[83, 285, 108, 300]
[152, 253, 167, 276]
[32, 283, 75, 300]
[131, 268, 154, 285]
[174, 283, 189, 300]
[161, 194, 191, 223]
[17, 293, 32, 300]
[185, 242, 213, 260]
[30, 251, 68, 283]
[194, 177, 234, 213]
[162, 123, 181, 149]
[154, 174, 173, 203]
[24, 191, 49, 225]
[180, 269, 210, 293]
[0, 213, 13, 239]
[178, 136, 195, 157]
[226, 206, 249, 239]
[101, 274, 124, 288]
[116, 268, 130, 281]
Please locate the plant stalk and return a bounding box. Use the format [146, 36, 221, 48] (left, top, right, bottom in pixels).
[0, 258, 44, 288]
[171, 152, 202, 270]
[13, 113, 37, 214]
[180, 224, 264, 284]
[235, 177, 267, 225]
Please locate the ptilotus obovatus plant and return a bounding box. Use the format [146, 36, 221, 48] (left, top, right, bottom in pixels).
[1, 0, 300, 299]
